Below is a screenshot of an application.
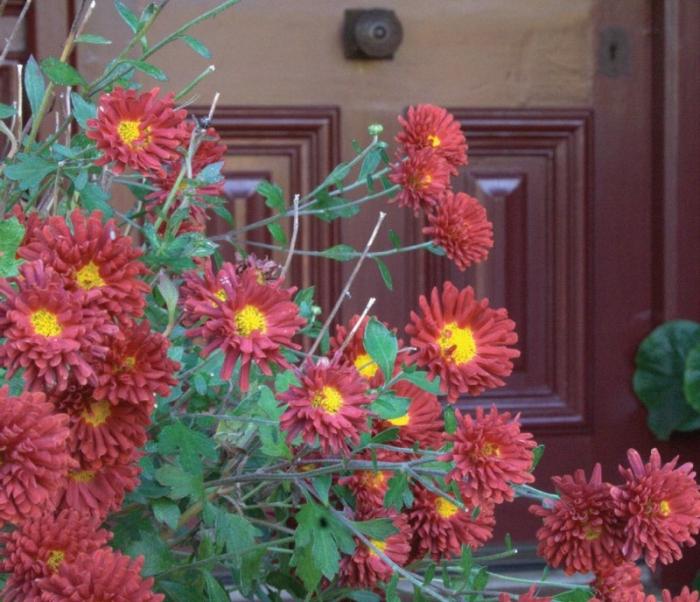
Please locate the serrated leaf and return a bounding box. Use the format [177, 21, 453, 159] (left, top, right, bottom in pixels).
[24, 56, 45, 117]
[41, 57, 87, 87]
[126, 534, 174, 576]
[152, 497, 181, 529]
[75, 33, 112, 45]
[158, 421, 217, 473]
[78, 182, 113, 218]
[257, 180, 285, 211]
[267, 222, 287, 244]
[71, 92, 96, 128]
[179, 34, 212, 58]
[155, 463, 203, 500]
[0, 102, 16, 119]
[373, 256, 393, 290]
[364, 317, 397, 381]
[312, 473, 332, 506]
[633, 320, 700, 439]
[114, 0, 139, 32]
[312, 529, 339, 579]
[384, 472, 410, 511]
[294, 544, 322, 592]
[5, 153, 55, 189]
[0, 217, 25, 277]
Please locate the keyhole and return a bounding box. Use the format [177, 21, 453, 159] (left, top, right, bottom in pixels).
[608, 42, 618, 63]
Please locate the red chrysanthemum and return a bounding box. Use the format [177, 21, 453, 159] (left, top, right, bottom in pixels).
[662, 588, 700, 602]
[338, 452, 397, 513]
[87, 86, 188, 176]
[339, 512, 411, 589]
[405, 282, 520, 402]
[0, 261, 116, 392]
[93, 319, 179, 405]
[530, 464, 625, 574]
[36, 548, 164, 602]
[389, 148, 452, 215]
[405, 485, 495, 561]
[64, 385, 151, 465]
[279, 359, 372, 455]
[186, 269, 305, 389]
[498, 587, 553, 602]
[329, 314, 404, 388]
[0, 509, 111, 601]
[375, 380, 444, 450]
[611, 448, 700, 568]
[181, 259, 241, 326]
[55, 453, 141, 519]
[423, 191, 493, 270]
[446, 406, 536, 504]
[18, 209, 150, 321]
[396, 104, 468, 172]
[0, 387, 71, 524]
[590, 561, 645, 602]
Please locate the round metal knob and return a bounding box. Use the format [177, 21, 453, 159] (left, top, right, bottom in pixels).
[344, 9, 403, 60]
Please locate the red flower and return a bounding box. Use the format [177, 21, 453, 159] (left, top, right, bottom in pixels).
[18, 209, 150, 321]
[530, 464, 624, 574]
[0, 261, 116, 392]
[0, 387, 71, 524]
[36, 548, 164, 602]
[181, 259, 241, 326]
[0, 510, 111, 601]
[406, 485, 495, 561]
[279, 359, 372, 455]
[423, 191, 493, 270]
[389, 148, 452, 215]
[611, 448, 700, 568]
[186, 269, 305, 390]
[340, 512, 411, 589]
[375, 380, 444, 450]
[87, 86, 188, 176]
[590, 561, 645, 602]
[446, 406, 536, 504]
[93, 320, 179, 405]
[405, 282, 520, 402]
[339, 452, 397, 513]
[499, 587, 553, 602]
[662, 588, 699, 602]
[397, 104, 468, 172]
[55, 453, 141, 519]
[65, 385, 151, 465]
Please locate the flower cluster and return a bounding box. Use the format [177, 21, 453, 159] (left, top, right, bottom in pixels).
[390, 104, 494, 272]
[0, 208, 174, 600]
[531, 449, 700, 600]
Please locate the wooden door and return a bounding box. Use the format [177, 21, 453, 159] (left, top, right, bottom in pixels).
[28, 0, 699, 588]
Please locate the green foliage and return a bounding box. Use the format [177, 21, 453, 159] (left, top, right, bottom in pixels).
[24, 55, 45, 116]
[0, 217, 25, 277]
[633, 320, 700, 438]
[41, 57, 87, 87]
[363, 317, 398, 382]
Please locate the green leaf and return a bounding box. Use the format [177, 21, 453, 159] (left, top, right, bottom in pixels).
[257, 180, 285, 212]
[0, 217, 25, 278]
[531, 444, 545, 471]
[294, 544, 322, 592]
[198, 161, 224, 184]
[0, 102, 16, 119]
[554, 589, 595, 602]
[370, 392, 410, 420]
[41, 57, 87, 87]
[205, 504, 259, 557]
[267, 222, 287, 244]
[388, 229, 401, 249]
[359, 147, 383, 180]
[321, 243, 356, 262]
[155, 463, 203, 500]
[202, 571, 230, 602]
[633, 320, 700, 439]
[373, 256, 393, 290]
[325, 161, 351, 187]
[179, 34, 212, 58]
[114, 0, 139, 32]
[352, 518, 398, 540]
[364, 317, 398, 381]
[313, 529, 340, 580]
[71, 92, 96, 128]
[126, 59, 168, 81]
[152, 498, 181, 529]
[158, 421, 218, 473]
[684, 342, 700, 414]
[397, 370, 442, 394]
[347, 593, 381, 602]
[313, 189, 359, 221]
[24, 56, 45, 117]
[157, 273, 179, 324]
[75, 33, 112, 45]
[384, 472, 412, 511]
[5, 153, 56, 189]
[126, 534, 174, 576]
[78, 182, 113, 218]
[312, 473, 332, 506]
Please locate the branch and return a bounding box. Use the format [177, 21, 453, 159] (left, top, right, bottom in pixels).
[0, 0, 33, 64]
[281, 193, 300, 279]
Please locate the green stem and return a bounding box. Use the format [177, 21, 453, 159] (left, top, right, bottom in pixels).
[487, 571, 575, 590]
[513, 484, 560, 502]
[243, 239, 433, 259]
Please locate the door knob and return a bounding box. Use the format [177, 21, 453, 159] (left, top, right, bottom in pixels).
[343, 9, 403, 60]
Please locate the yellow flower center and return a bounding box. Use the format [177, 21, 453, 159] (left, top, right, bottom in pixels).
[422, 173, 433, 186]
[75, 261, 105, 290]
[214, 289, 227, 301]
[122, 356, 136, 370]
[481, 441, 501, 457]
[234, 304, 267, 336]
[428, 134, 441, 147]
[361, 471, 386, 489]
[46, 550, 65, 573]
[353, 352, 379, 379]
[69, 470, 96, 483]
[81, 400, 112, 427]
[30, 309, 62, 337]
[369, 539, 387, 556]
[311, 385, 343, 414]
[388, 413, 410, 427]
[116, 119, 142, 146]
[584, 526, 602, 541]
[659, 500, 671, 517]
[435, 497, 459, 518]
[437, 321, 477, 365]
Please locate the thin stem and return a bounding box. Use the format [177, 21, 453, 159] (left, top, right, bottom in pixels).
[331, 297, 375, 363]
[281, 193, 300, 279]
[175, 65, 215, 101]
[487, 571, 574, 590]
[244, 239, 433, 259]
[303, 211, 386, 362]
[0, 0, 33, 63]
[513, 484, 560, 501]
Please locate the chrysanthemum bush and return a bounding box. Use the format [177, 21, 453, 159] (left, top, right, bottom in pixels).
[0, 2, 698, 601]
